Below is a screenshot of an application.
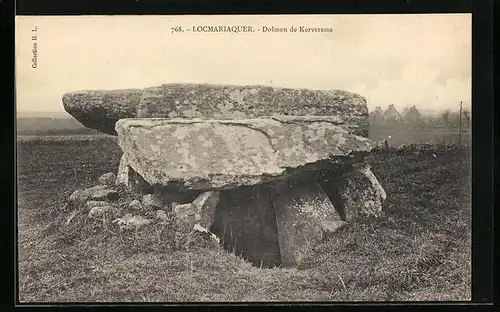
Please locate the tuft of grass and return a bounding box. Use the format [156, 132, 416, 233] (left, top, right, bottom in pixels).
[17, 136, 471, 302]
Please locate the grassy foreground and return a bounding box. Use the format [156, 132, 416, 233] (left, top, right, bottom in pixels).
[17, 136, 471, 302]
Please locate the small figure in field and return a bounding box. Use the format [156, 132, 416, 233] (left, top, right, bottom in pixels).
[384, 139, 390, 150]
[383, 135, 391, 154]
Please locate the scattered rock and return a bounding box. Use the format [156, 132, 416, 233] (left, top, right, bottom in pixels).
[128, 199, 142, 211]
[321, 220, 347, 234]
[191, 191, 219, 229]
[112, 214, 152, 230]
[115, 117, 375, 191]
[170, 202, 179, 210]
[172, 194, 222, 245]
[172, 203, 200, 229]
[69, 185, 108, 203]
[113, 213, 133, 225]
[170, 191, 218, 233]
[65, 210, 80, 225]
[88, 205, 112, 218]
[193, 223, 209, 233]
[98, 172, 116, 186]
[155, 210, 168, 222]
[141, 194, 163, 210]
[128, 215, 152, 228]
[193, 223, 220, 246]
[91, 188, 119, 201]
[85, 200, 110, 209]
[70, 186, 118, 203]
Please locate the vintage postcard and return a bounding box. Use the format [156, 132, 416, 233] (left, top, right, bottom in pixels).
[16, 14, 472, 303]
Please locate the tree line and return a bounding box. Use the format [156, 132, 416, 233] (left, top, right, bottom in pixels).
[369, 104, 471, 130]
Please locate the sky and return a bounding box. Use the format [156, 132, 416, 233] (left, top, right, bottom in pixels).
[16, 14, 471, 115]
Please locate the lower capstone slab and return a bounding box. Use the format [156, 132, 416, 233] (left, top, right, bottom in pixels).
[115, 117, 375, 191]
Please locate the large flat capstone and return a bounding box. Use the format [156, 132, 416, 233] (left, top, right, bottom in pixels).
[115, 117, 377, 191]
[62, 84, 369, 136]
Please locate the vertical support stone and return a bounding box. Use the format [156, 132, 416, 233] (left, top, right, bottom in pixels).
[116, 154, 129, 186]
[129, 168, 154, 194]
[272, 178, 342, 268]
[339, 163, 387, 221]
[115, 154, 153, 194]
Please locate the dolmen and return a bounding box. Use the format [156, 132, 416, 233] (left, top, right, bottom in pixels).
[63, 83, 387, 268]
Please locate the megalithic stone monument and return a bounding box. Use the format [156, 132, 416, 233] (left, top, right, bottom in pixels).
[63, 83, 386, 268]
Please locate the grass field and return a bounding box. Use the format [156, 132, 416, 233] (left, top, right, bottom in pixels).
[16, 117, 101, 136]
[368, 124, 472, 146]
[16, 136, 471, 302]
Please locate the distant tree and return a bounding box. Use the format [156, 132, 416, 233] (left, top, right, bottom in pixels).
[463, 110, 471, 128]
[420, 113, 438, 128]
[441, 110, 450, 127]
[402, 106, 410, 116]
[448, 112, 461, 128]
[430, 115, 443, 127]
[369, 106, 384, 125]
